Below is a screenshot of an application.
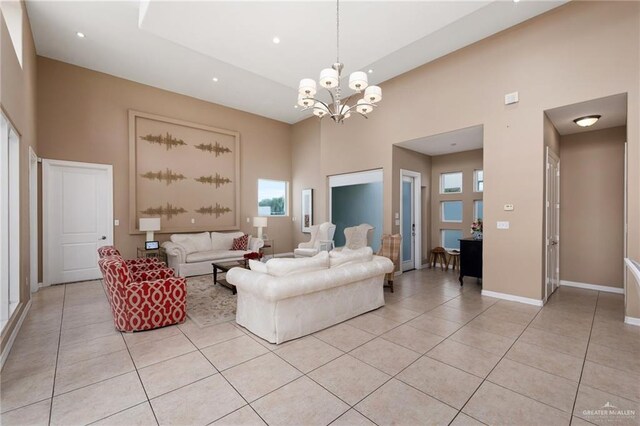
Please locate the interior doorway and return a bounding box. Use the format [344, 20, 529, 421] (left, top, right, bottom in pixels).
[545, 147, 560, 301]
[43, 159, 113, 285]
[29, 147, 38, 293]
[400, 169, 422, 271]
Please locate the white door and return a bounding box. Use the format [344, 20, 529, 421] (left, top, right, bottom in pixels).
[545, 148, 560, 301]
[29, 147, 38, 293]
[44, 160, 113, 285]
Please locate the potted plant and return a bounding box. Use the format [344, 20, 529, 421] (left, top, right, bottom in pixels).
[471, 219, 483, 240]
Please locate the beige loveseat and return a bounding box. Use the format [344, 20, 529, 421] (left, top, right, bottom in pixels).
[162, 231, 263, 277]
[227, 248, 394, 344]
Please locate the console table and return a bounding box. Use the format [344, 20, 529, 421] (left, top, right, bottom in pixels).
[459, 238, 482, 286]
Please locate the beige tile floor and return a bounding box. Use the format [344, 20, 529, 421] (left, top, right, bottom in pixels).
[1, 269, 639, 426]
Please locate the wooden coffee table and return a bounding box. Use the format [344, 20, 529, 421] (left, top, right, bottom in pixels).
[212, 259, 248, 295]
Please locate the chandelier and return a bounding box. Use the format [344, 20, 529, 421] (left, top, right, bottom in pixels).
[297, 0, 382, 123]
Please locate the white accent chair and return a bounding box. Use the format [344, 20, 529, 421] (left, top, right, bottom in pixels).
[294, 222, 336, 258]
[339, 223, 374, 250]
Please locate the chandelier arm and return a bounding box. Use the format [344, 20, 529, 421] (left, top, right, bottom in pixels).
[312, 99, 331, 111]
[324, 88, 337, 113]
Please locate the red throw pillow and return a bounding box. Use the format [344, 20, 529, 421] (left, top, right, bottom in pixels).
[232, 234, 249, 251]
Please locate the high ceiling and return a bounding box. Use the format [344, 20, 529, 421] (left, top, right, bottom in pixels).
[397, 125, 484, 156]
[27, 1, 566, 124]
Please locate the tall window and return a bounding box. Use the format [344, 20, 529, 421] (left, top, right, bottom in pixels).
[474, 170, 484, 192]
[257, 179, 288, 216]
[442, 201, 463, 222]
[474, 200, 484, 220]
[441, 229, 463, 250]
[440, 172, 462, 194]
[1, 114, 20, 331]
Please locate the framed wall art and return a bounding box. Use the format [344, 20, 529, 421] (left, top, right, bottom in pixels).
[128, 110, 240, 234]
[301, 188, 313, 233]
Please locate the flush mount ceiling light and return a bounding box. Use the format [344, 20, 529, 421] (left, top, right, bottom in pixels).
[76, 31, 85, 38]
[297, 0, 381, 124]
[272, 36, 281, 44]
[573, 115, 601, 127]
[212, 77, 219, 82]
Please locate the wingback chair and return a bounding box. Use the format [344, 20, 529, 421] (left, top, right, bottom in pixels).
[377, 234, 402, 293]
[98, 256, 186, 332]
[294, 222, 337, 258]
[97, 245, 165, 272]
[343, 224, 374, 250]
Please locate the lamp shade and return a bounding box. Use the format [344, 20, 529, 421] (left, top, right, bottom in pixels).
[253, 217, 268, 228]
[364, 85, 382, 103]
[348, 71, 368, 92]
[319, 68, 339, 88]
[356, 99, 373, 114]
[298, 95, 314, 108]
[139, 217, 161, 232]
[313, 102, 329, 117]
[298, 78, 317, 96]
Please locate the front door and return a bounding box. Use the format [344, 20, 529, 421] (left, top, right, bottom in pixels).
[545, 148, 560, 301]
[402, 175, 415, 271]
[44, 160, 113, 285]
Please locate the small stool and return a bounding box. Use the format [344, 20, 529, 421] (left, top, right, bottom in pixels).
[429, 247, 448, 271]
[447, 250, 460, 271]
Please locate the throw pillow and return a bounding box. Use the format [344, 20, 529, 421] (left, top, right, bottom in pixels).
[231, 234, 249, 251]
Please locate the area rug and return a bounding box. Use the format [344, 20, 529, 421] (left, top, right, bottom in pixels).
[186, 275, 236, 327]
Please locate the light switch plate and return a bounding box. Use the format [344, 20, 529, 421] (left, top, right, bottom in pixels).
[505, 92, 519, 105]
[114, 219, 119, 226]
[395, 219, 400, 226]
[504, 204, 514, 211]
[191, 218, 195, 224]
[395, 212, 400, 219]
[497, 221, 510, 229]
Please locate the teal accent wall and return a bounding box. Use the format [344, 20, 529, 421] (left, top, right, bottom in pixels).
[331, 182, 383, 252]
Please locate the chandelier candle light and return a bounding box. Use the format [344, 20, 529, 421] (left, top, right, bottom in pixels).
[297, 0, 382, 123]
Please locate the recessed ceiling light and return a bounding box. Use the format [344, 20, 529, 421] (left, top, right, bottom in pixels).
[573, 115, 601, 127]
[212, 77, 219, 82]
[272, 37, 280, 44]
[76, 32, 85, 38]
[294, 105, 298, 109]
[368, 69, 373, 74]
[513, 0, 520, 3]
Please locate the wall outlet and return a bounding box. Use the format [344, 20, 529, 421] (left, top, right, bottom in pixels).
[114, 219, 120, 226]
[246, 217, 250, 223]
[191, 218, 195, 224]
[395, 212, 399, 219]
[395, 219, 400, 226]
[497, 221, 510, 229]
[504, 204, 514, 211]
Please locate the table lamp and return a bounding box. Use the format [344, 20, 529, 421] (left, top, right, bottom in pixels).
[253, 217, 268, 240]
[139, 217, 161, 242]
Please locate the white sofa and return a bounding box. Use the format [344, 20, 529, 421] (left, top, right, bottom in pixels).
[162, 231, 263, 277]
[227, 249, 394, 344]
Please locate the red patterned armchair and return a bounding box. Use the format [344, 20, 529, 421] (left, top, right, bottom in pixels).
[97, 246, 165, 273]
[98, 256, 186, 332]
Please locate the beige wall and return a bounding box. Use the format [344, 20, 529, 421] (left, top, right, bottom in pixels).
[292, 1, 640, 313]
[391, 146, 432, 265]
[36, 58, 293, 268]
[290, 117, 324, 247]
[430, 149, 483, 250]
[0, 1, 38, 352]
[544, 113, 561, 155]
[560, 126, 626, 288]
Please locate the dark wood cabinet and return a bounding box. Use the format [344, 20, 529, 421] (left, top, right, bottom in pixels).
[459, 238, 482, 286]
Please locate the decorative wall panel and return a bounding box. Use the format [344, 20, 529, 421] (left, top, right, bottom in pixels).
[129, 111, 240, 234]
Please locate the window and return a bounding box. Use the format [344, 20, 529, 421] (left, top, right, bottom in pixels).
[441, 229, 463, 250]
[1, 113, 20, 332]
[441, 201, 463, 222]
[474, 170, 484, 192]
[257, 179, 288, 216]
[440, 172, 462, 194]
[474, 200, 484, 220]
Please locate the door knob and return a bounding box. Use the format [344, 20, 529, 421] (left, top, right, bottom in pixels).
[99, 236, 107, 240]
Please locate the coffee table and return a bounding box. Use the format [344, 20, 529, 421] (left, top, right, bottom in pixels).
[212, 259, 248, 295]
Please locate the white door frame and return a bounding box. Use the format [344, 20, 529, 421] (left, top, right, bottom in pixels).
[544, 148, 560, 302]
[43, 159, 113, 286]
[28, 147, 38, 293]
[400, 169, 422, 271]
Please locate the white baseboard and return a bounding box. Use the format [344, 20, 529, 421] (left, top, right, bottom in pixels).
[624, 316, 640, 327]
[1, 299, 32, 369]
[481, 290, 543, 307]
[560, 280, 624, 294]
[38, 281, 50, 289]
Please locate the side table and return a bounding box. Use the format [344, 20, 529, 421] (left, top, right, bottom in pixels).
[137, 246, 167, 264]
[260, 239, 275, 259]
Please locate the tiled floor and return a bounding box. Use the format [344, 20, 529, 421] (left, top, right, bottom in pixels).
[1, 269, 639, 425]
